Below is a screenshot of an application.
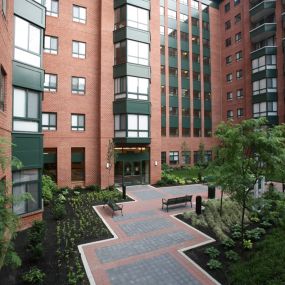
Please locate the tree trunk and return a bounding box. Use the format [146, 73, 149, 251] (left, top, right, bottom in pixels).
[241, 192, 247, 241]
[220, 188, 224, 216]
[0, 227, 12, 270]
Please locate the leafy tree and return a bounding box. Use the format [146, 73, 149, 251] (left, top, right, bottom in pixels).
[106, 139, 117, 189]
[0, 138, 26, 269]
[212, 118, 285, 238]
[196, 142, 207, 182]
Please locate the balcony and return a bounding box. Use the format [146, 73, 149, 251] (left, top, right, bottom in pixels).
[251, 46, 276, 59]
[250, 23, 276, 43]
[250, 1, 276, 24]
[283, 12, 285, 28]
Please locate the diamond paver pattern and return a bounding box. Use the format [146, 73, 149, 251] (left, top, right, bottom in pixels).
[132, 190, 165, 200]
[107, 253, 202, 285]
[95, 230, 193, 263]
[119, 217, 174, 236]
[113, 210, 156, 222]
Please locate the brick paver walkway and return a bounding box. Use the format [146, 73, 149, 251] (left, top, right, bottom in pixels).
[78, 184, 220, 285]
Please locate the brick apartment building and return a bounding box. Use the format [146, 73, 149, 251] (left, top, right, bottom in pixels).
[0, 0, 285, 226]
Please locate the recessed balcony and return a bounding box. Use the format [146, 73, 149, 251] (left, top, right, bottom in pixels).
[251, 46, 277, 59]
[283, 12, 285, 28]
[250, 23, 276, 43]
[250, 1, 276, 24]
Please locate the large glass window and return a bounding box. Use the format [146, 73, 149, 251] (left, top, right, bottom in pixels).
[44, 73, 57, 92]
[252, 78, 277, 95]
[169, 151, 179, 165]
[43, 148, 57, 182]
[115, 5, 149, 31]
[71, 148, 85, 182]
[72, 41, 86, 59]
[14, 16, 41, 67]
[168, 9, 176, 19]
[253, 101, 277, 117]
[72, 77, 86, 95]
[71, 114, 85, 131]
[13, 88, 40, 132]
[42, 112, 57, 130]
[45, 0, 58, 17]
[73, 5, 86, 24]
[44, 35, 58, 54]
[114, 114, 149, 138]
[13, 170, 40, 215]
[182, 151, 191, 164]
[252, 55, 276, 73]
[2, 0, 6, 16]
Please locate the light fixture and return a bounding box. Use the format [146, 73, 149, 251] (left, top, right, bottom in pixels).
[154, 161, 158, 166]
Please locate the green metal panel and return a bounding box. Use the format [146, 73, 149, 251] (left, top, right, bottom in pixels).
[203, 47, 210, 57]
[168, 18, 177, 29]
[204, 100, 211, 111]
[181, 78, 190, 89]
[168, 0, 176, 10]
[169, 76, 178, 87]
[43, 152, 56, 164]
[252, 92, 277, 103]
[192, 44, 200, 54]
[193, 80, 201, 91]
[71, 152, 84, 163]
[113, 27, 150, 44]
[14, 0, 46, 28]
[114, 0, 150, 10]
[204, 82, 211, 92]
[182, 97, 190, 108]
[191, 10, 199, 19]
[114, 137, 151, 144]
[12, 133, 43, 169]
[181, 59, 189, 70]
[204, 64, 211, 74]
[161, 115, 166, 127]
[194, 118, 201, 128]
[203, 30, 209, 39]
[193, 62, 200, 72]
[13, 61, 44, 92]
[194, 98, 201, 110]
[161, 95, 166, 106]
[250, 23, 276, 43]
[161, 74, 165, 84]
[250, 1, 276, 23]
[204, 117, 212, 129]
[202, 12, 209, 22]
[169, 56, 177, 67]
[192, 26, 199, 36]
[160, 35, 165, 45]
[251, 46, 277, 60]
[182, 117, 190, 128]
[169, 96, 178, 107]
[113, 100, 151, 115]
[169, 116, 179, 127]
[161, 55, 165, 65]
[113, 63, 151, 79]
[251, 69, 277, 81]
[181, 40, 189, 51]
[116, 152, 150, 162]
[180, 22, 189, 33]
[168, 37, 177, 48]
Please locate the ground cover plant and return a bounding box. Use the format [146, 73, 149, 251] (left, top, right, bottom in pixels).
[0, 179, 129, 285]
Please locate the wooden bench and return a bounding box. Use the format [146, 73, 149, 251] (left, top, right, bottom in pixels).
[104, 200, 123, 217]
[162, 195, 192, 212]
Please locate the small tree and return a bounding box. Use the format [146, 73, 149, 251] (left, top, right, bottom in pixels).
[196, 142, 207, 182]
[213, 118, 285, 238]
[181, 141, 190, 165]
[106, 139, 117, 189]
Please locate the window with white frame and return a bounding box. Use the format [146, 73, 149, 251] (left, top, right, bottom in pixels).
[180, 0, 188, 5]
[235, 32, 241, 42]
[226, 73, 233, 82]
[227, 91, 233, 100]
[237, 108, 244, 117]
[251, 55, 276, 73]
[226, 55, 232, 64]
[44, 36, 58, 54]
[72, 41, 86, 59]
[169, 151, 179, 165]
[237, 88, 243, 98]
[44, 73, 57, 92]
[227, 110, 233, 119]
[236, 51, 242, 61]
[73, 5, 86, 24]
[168, 9, 176, 19]
[42, 112, 57, 130]
[13, 88, 40, 132]
[180, 13, 188, 22]
[191, 0, 199, 9]
[253, 101, 277, 117]
[236, 69, 242, 79]
[72, 77, 85, 94]
[45, 0, 58, 17]
[252, 78, 277, 95]
[71, 114, 85, 131]
[14, 16, 41, 67]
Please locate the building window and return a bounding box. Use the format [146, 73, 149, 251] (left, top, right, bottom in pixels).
[13, 88, 40, 132]
[160, 45, 165, 55]
[180, 31, 188, 42]
[44, 36, 58, 54]
[14, 16, 41, 68]
[181, 50, 189, 60]
[234, 0, 240, 6]
[237, 89, 243, 98]
[180, 0, 188, 5]
[191, 0, 199, 9]
[73, 5, 86, 24]
[226, 55, 232, 64]
[253, 101, 277, 118]
[182, 128, 190, 137]
[202, 21, 209, 31]
[236, 69, 242, 79]
[181, 69, 189, 79]
[169, 67, 178, 76]
[160, 25, 165, 35]
[2, 0, 6, 16]
[161, 152, 166, 165]
[169, 87, 178, 96]
[224, 2, 230, 13]
[235, 32, 242, 42]
[42, 113, 57, 130]
[168, 28, 177, 39]
[252, 55, 276, 73]
[236, 51, 243, 61]
[182, 88, 190, 98]
[169, 47, 177, 57]
[72, 41, 86, 59]
[180, 13, 188, 22]
[168, 9, 176, 19]
[0, 67, 6, 111]
[72, 77, 86, 95]
[169, 106, 178, 116]
[71, 114, 85, 131]
[226, 73, 233, 82]
[253, 78, 277, 95]
[43, 148, 57, 182]
[194, 128, 201, 137]
[193, 71, 200, 81]
[44, 73, 57, 92]
[169, 151, 179, 165]
[115, 5, 149, 31]
[161, 127, 166, 136]
[45, 0, 58, 17]
[237, 108, 244, 118]
[235, 13, 241, 23]
[225, 20, 231, 30]
[227, 110, 233, 119]
[192, 35, 199, 45]
[203, 38, 210, 49]
[160, 6, 164, 16]
[169, 127, 179, 137]
[13, 170, 40, 215]
[182, 151, 190, 164]
[227, 92, 233, 100]
[225, 37, 231, 47]
[192, 17, 199, 27]
[71, 148, 85, 182]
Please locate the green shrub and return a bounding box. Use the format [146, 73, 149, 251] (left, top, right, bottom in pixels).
[232, 231, 242, 240]
[28, 243, 44, 261]
[260, 220, 272, 228]
[56, 193, 66, 204]
[243, 239, 253, 250]
[204, 246, 220, 259]
[245, 227, 266, 241]
[156, 179, 167, 187]
[85, 184, 101, 192]
[22, 267, 45, 284]
[52, 202, 66, 220]
[207, 259, 222, 270]
[27, 221, 46, 245]
[225, 250, 239, 262]
[222, 238, 235, 249]
[42, 175, 58, 203]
